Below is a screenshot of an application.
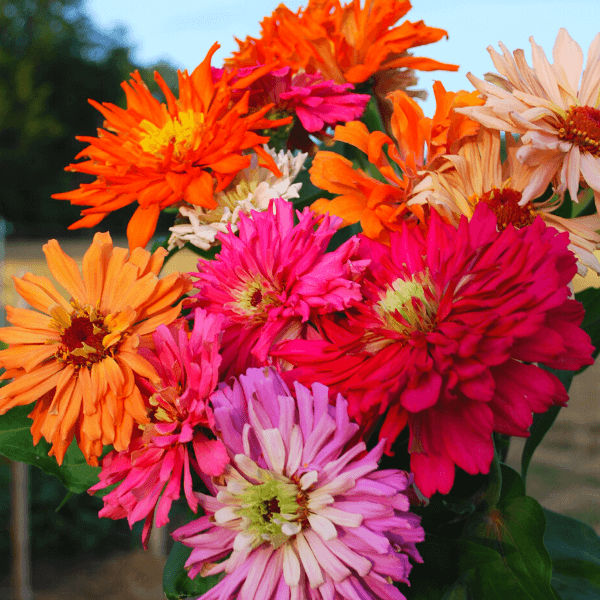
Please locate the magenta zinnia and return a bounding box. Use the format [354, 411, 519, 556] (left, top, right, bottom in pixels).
[173, 367, 424, 600]
[190, 197, 367, 378]
[274, 204, 594, 497]
[89, 309, 229, 548]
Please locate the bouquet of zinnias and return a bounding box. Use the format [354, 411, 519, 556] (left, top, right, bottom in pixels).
[1, 1, 600, 598]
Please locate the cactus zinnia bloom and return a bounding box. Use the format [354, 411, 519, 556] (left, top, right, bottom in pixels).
[52, 43, 291, 250]
[89, 309, 229, 548]
[173, 367, 424, 600]
[274, 204, 594, 496]
[0, 232, 191, 465]
[190, 197, 367, 378]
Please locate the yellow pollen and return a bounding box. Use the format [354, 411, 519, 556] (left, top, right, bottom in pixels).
[139, 109, 205, 158]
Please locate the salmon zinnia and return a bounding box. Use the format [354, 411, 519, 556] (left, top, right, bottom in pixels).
[0, 232, 191, 465]
[52, 43, 291, 250]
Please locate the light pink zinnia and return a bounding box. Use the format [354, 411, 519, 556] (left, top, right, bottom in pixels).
[89, 309, 230, 548]
[173, 367, 424, 600]
[190, 197, 367, 378]
[274, 204, 594, 497]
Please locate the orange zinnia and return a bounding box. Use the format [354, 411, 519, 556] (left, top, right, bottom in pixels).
[0, 232, 192, 466]
[52, 43, 291, 250]
[310, 82, 483, 242]
[227, 0, 458, 85]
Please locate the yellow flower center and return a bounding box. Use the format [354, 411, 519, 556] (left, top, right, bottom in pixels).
[139, 110, 205, 158]
[377, 273, 437, 336]
[230, 278, 282, 319]
[558, 105, 600, 157]
[470, 186, 536, 230]
[50, 302, 119, 369]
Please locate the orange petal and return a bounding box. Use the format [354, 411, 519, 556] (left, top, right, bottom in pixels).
[82, 232, 113, 303]
[127, 203, 161, 250]
[0, 326, 60, 345]
[5, 307, 54, 330]
[117, 350, 158, 382]
[43, 240, 87, 303]
[14, 274, 71, 314]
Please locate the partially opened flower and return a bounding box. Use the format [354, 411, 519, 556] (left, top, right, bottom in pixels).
[167, 145, 308, 251]
[89, 309, 229, 548]
[173, 367, 424, 600]
[190, 197, 367, 378]
[457, 29, 600, 205]
[52, 43, 291, 250]
[410, 128, 600, 275]
[227, 0, 457, 86]
[274, 204, 594, 496]
[0, 233, 191, 465]
[310, 82, 483, 242]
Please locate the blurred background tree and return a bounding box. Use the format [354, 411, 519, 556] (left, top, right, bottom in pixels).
[0, 0, 179, 237]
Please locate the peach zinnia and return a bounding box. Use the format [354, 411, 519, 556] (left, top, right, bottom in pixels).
[0, 232, 191, 466]
[52, 43, 291, 250]
[457, 29, 600, 206]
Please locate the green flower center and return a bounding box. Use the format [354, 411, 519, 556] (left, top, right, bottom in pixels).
[237, 478, 302, 544]
[378, 273, 437, 336]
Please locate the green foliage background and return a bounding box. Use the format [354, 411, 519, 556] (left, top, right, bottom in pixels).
[0, 0, 178, 238]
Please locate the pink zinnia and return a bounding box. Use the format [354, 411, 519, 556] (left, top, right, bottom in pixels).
[274, 204, 594, 497]
[173, 367, 424, 600]
[212, 65, 370, 133]
[190, 197, 367, 378]
[89, 309, 230, 548]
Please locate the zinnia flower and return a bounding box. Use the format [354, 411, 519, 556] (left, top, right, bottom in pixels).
[227, 0, 457, 86]
[310, 82, 483, 243]
[173, 367, 424, 600]
[167, 145, 308, 251]
[457, 29, 600, 206]
[0, 232, 191, 465]
[212, 65, 370, 135]
[89, 309, 229, 548]
[52, 43, 291, 250]
[190, 197, 367, 378]
[274, 204, 594, 496]
[409, 128, 600, 275]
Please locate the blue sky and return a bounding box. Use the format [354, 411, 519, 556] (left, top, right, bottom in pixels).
[82, 0, 599, 115]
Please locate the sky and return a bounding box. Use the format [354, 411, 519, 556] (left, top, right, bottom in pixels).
[83, 0, 598, 115]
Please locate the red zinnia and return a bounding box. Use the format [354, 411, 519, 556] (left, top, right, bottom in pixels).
[274, 204, 594, 496]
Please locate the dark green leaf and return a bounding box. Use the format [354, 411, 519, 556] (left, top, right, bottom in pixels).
[163, 541, 221, 600]
[521, 367, 575, 482]
[465, 464, 554, 600]
[575, 286, 600, 366]
[441, 581, 469, 600]
[543, 509, 600, 600]
[572, 187, 595, 217]
[0, 404, 100, 493]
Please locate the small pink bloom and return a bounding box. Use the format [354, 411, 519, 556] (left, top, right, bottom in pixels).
[213, 65, 370, 132]
[173, 367, 423, 600]
[89, 309, 229, 548]
[274, 204, 594, 497]
[190, 197, 368, 378]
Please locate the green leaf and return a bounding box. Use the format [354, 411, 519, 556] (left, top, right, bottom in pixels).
[465, 464, 555, 600]
[575, 286, 600, 366]
[543, 509, 600, 600]
[521, 367, 575, 482]
[441, 581, 469, 600]
[571, 187, 595, 218]
[0, 404, 100, 493]
[163, 541, 221, 600]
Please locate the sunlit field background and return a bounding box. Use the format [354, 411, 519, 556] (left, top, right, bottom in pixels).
[1, 1, 599, 597]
